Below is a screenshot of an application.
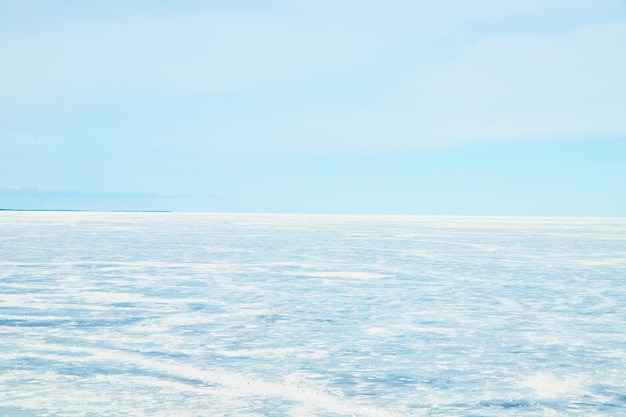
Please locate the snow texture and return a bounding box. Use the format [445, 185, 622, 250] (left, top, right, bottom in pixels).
[1, 212, 625, 416]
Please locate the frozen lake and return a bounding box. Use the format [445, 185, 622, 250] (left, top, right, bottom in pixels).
[1, 212, 625, 416]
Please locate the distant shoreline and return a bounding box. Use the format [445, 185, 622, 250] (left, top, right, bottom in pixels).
[0, 209, 172, 213]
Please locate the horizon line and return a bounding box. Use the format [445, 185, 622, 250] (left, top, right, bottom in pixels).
[1, 208, 625, 220]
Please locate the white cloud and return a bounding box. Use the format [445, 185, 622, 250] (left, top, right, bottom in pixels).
[0, 10, 380, 99]
[386, 19, 626, 144]
[3, 0, 622, 100]
[235, 17, 626, 153]
[0, 0, 624, 155]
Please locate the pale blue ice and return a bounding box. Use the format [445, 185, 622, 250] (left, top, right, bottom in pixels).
[1, 212, 625, 416]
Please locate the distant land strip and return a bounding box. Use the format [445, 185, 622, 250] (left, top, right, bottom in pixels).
[0, 209, 172, 213]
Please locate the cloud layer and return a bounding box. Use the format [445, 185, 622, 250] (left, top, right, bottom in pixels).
[2, 0, 624, 152]
[1, 1, 625, 213]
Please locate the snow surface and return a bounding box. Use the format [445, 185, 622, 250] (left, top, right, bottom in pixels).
[1, 212, 625, 416]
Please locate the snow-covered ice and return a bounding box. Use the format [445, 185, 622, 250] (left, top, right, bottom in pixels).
[1, 212, 625, 416]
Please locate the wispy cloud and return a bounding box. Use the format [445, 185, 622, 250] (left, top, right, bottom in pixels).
[1, 0, 624, 155]
[0, 1, 624, 214]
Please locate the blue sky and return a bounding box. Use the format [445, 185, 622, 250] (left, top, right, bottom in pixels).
[1, 0, 625, 215]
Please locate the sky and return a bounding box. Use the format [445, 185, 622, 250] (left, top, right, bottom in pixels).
[1, 0, 625, 215]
